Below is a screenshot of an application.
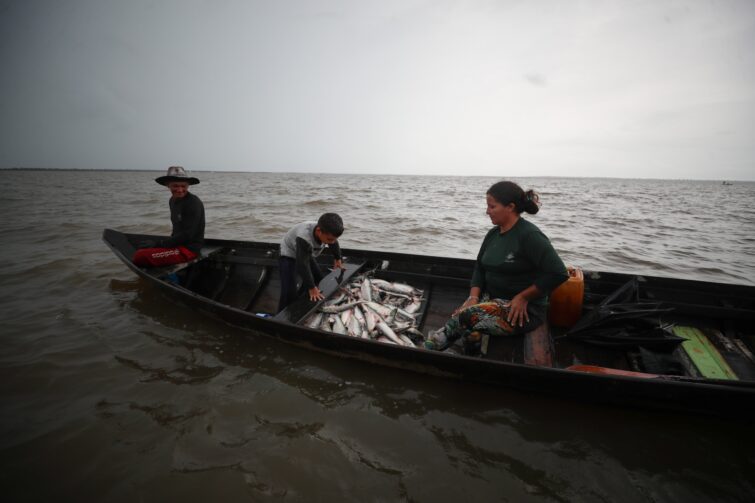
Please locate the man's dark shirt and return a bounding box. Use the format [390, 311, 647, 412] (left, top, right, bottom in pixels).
[160, 192, 205, 253]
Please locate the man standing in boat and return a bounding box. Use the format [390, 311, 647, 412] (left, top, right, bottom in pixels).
[132, 166, 205, 268]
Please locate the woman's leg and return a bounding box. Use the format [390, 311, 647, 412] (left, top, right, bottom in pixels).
[425, 299, 544, 354]
[459, 300, 545, 354]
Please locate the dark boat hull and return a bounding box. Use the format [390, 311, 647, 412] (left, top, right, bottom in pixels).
[103, 229, 755, 418]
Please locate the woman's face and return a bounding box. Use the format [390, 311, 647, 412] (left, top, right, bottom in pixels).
[486, 193, 515, 227]
[168, 181, 189, 198]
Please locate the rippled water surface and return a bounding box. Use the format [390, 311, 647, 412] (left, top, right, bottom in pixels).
[1, 170, 754, 502]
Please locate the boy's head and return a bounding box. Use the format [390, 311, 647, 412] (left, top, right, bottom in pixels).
[315, 213, 343, 244]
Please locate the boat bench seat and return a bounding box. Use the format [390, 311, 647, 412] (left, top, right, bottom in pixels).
[150, 245, 225, 278]
[479, 321, 553, 366]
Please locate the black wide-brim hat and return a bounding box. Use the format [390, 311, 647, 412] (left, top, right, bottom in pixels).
[155, 166, 200, 186]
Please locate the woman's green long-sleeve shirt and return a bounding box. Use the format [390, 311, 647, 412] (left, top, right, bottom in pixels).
[470, 218, 568, 306]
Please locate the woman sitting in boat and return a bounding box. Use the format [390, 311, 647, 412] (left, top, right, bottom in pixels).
[425, 180, 568, 355]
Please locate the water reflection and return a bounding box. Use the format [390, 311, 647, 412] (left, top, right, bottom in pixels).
[106, 279, 755, 502]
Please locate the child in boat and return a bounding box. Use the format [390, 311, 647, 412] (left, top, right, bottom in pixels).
[277, 213, 344, 313]
[132, 166, 205, 268]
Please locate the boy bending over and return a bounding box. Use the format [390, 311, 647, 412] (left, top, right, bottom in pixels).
[278, 213, 344, 312]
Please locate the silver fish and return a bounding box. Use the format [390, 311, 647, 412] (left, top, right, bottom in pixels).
[395, 307, 416, 321]
[319, 301, 364, 314]
[353, 304, 366, 325]
[311, 272, 428, 344]
[306, 312, 324, 329]
[331, 315, 348, 335]
[405, 327, 424, 338]
[392, 321, 413, 333]
[322, 293, 346, 306]
[399, 334, 416, 347]
[374, 288, 412, 301]
[319, 316, 332, 332]
[404, 300, 422, 314]
[371, 279, 421, 296]
[360, 278, 373, 303]
[364, 301, 393, 319]
[363, 307, 377, 332]
[376, 320, 406, 346]
[348, 315, 362, 338]
[354, 305, 370, 338]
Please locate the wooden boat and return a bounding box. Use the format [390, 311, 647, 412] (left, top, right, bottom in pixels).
[103, 228, 755, 418]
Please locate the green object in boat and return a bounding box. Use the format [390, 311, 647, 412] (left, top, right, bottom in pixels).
[673, 326, 738, 380]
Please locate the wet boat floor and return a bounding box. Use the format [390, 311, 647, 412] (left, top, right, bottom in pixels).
[179, 251, 755, 377]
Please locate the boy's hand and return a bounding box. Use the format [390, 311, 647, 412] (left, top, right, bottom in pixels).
[333, 259, 344, 269]
[308, 286, 324, 302]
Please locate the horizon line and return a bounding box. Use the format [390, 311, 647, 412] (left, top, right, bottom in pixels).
[0, 166, 751, 183]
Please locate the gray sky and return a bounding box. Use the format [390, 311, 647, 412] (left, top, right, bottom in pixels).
[1, 0, 754, 180]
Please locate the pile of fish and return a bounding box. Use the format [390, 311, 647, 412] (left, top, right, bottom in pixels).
[302, 274, 425, 347]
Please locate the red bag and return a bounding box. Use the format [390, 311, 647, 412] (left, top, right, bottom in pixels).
[132, 246, 198, 267]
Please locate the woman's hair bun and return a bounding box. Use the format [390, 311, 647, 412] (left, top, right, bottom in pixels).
[523, 189, 540, 214]
[487, 181, 541, 215]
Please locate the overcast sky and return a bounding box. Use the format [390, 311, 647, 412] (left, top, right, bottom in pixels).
[1, 0, 753, 180]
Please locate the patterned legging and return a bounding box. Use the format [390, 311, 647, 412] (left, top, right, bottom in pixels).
[425, 299, 545, 354]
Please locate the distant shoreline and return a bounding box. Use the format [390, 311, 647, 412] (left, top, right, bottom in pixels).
[0, 167, 159, 172]
[0, 167, 750, 183]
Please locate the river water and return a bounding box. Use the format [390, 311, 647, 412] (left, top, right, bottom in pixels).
[1, 169, 754, 502]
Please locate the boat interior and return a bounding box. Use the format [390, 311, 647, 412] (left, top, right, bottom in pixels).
[106, 230, 755, 383]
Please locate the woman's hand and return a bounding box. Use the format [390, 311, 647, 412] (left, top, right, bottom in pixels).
[453, 296, 479, 316]
[333, 259, 344, 269]
[507, 294, 529, 327]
